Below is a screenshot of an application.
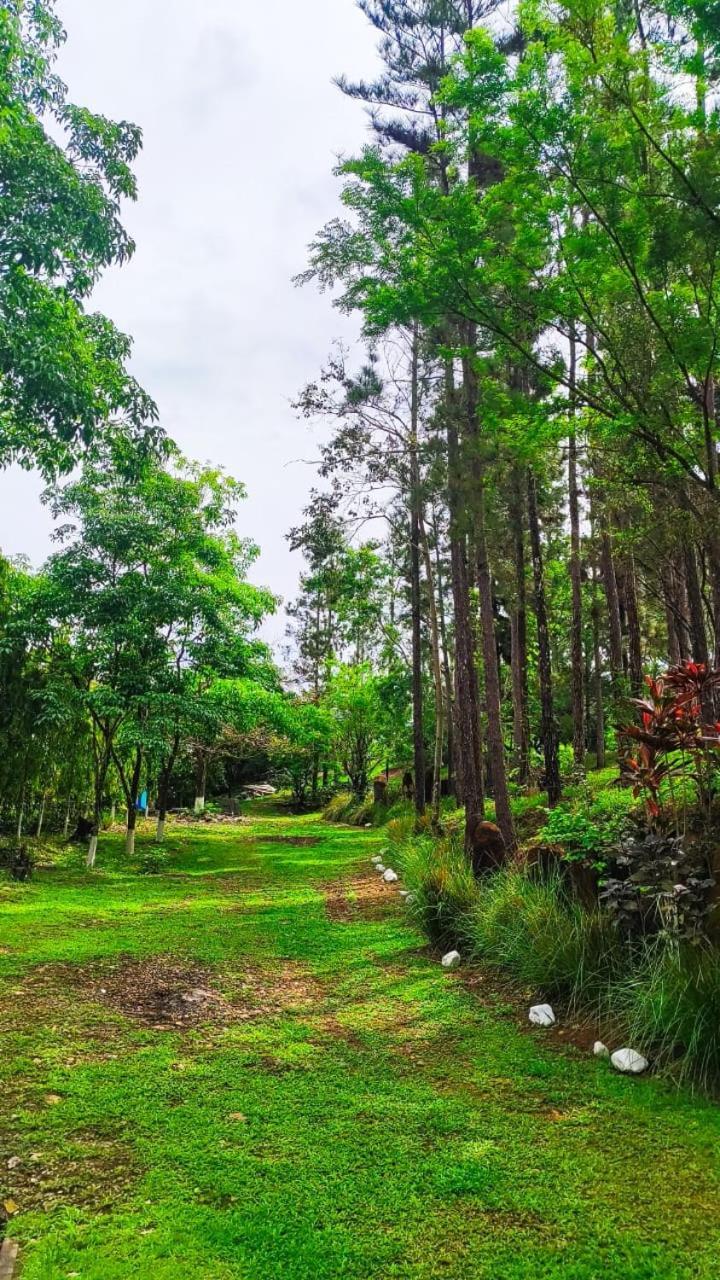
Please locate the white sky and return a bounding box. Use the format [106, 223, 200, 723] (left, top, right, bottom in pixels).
[0, 0, 381, 645]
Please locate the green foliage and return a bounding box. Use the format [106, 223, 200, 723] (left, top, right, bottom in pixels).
[616, 940, 720, 1091]
[135, 844, 169, 876]
[325, 664, 383, 800]
[322, 791, 377, 826]
[0, 0, 158, 472]
[267, 699, 333, 810]
[600, 829, 716, 944]
[538, 808, 616, 869]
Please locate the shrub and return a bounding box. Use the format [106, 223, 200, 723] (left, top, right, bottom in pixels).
[538, 809, 610, 869]
[323, 792, 355, 823]
[536, 786, 636, 870]
[600, 829, 715, 944]
[466, 869, 623, 1009]
[137, 846, 170, 875]
[615, 940, 720, 1090]
[397, 833, 479, 948]
[322, 791, 378, 826]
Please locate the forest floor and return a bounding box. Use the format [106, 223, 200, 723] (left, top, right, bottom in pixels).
[2, 804, 720, 1279]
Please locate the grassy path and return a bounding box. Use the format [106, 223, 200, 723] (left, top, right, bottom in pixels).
[2, 808, 720, 1279]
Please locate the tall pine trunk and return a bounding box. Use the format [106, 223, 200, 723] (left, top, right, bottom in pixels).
[443, 358, 484, 851]
[409, 326, 425, 818]
[568, 333, 585, 767]
[420, 514, 444, 828]
[464, 345, 515, 852]
[684, 544, 709, 665]
[591, 577, 606, 768]
[509, 467, 530, 784]
[527, 469, 562, 806]
[599, 515, 624, 685]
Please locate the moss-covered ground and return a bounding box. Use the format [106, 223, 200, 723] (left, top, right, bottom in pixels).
[2, 804, 720, 1278]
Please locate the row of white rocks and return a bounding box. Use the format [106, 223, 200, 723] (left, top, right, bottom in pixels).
[370, 855, 649, 1077]
[440, 955, 650, 1076]
[526, 1004, 648, 1073]
[372, 853, 413, 902]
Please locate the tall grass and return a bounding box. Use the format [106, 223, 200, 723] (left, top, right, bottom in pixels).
[615, 941, 720, 1089]
[395, 830, 720, 1092]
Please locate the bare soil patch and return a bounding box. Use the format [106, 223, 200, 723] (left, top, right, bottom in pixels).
[458, 965, 613, 1059]
[1, 956, 329, 1037]
[84, 957, 233, 1030]
[324, 872, 398, 923]
[83, 955, 328, 1030]
[1, 1132, 139, 1220]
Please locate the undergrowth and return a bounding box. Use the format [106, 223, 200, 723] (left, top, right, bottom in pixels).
[392, 827, 720, 1092]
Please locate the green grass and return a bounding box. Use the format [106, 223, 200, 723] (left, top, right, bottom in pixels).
[2, 808, 720, 1278]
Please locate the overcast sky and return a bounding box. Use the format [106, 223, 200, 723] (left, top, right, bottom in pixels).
[0, 0, 381, 645]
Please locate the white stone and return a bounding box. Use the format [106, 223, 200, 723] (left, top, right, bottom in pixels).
[593, 1041, 610, 1060]
[371, 856, 383, 865]
[528, 1004, 556, 1027]
[7, 1156, 21, 1170]
[399, 889, 409, 897]
[441, 950, 461, 970]
[383, 869, 398, 883]
[611, 1047, 649, 1075]
[376, 864, 386, 873]
[405, 893, 415, 905]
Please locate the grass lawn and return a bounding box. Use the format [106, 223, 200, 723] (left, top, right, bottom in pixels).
[2, 804, 720, 1279]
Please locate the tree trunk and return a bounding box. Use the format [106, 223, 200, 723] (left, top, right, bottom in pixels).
[662, 561, 683, 665]
[409, 325, 426, 818]
[701, 372, 720, 666]
[568, 347, 585, 767]
[157, 735, 181, 842]
[125, 807, 137, 857]
[87, 835, 98, 868]
[420, 514, 444, 828]
[89, 723, 112, 870]
[683, 544, 709, 664]
[36, 792, 47, 838]
[443, 357, 484, 851]
[527, 469, 562, 806]
[591, 580, 606, 769]
[509, 466, 530, 784]
[124, 748, 143, 856]
[16, 787, 24, 840]
[194, 754, 208, 814]
[432, 510, 455, 798]
[617, 542, 644, 693]
[463, 346, 514, 852]
[599, 516, 624, 683]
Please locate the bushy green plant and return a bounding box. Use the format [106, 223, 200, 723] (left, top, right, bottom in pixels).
[538, 809, 611, 869]
[397, 834, 479, 948]
[600, 830, 715, 944]
[322, 791, 378, 826]
[466, 869, 623, 1009]
[137, 846, 170, 876]
[616, 940, 720, 1091]
[323, 792, 355, 822]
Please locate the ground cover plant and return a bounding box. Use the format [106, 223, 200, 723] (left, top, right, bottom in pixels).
[3, 809, 720, 1279]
